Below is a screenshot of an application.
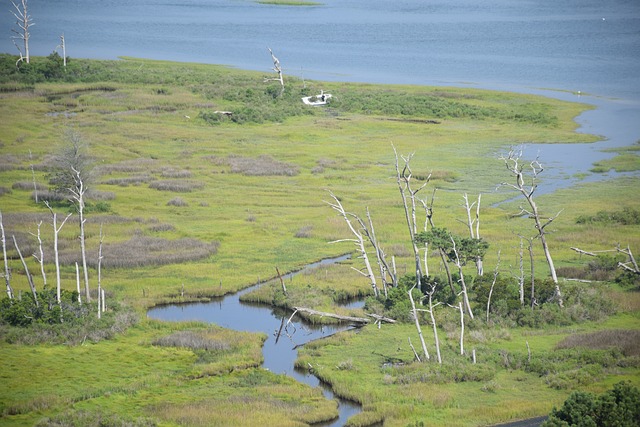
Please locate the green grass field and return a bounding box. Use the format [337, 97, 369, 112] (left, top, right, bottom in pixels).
[0, 55, 638, 426]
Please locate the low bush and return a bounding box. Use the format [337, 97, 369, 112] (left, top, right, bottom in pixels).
[0, 289, 138, 345]
[543, 381, 640, 426]
[576, 207, 640, 225]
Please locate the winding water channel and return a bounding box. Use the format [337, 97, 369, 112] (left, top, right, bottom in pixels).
[147, 255, 363, 426]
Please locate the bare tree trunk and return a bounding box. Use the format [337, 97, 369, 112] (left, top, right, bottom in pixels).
[458, 301, 465, 355]
[12, 235, 38, 307]
[97, 225, 104, 306]
[75, 262, 81, 304]
[45, 202, 72, 304]
[10, 0, 33, 64]
[366, 208, 395, 296]
[393, 146, 429, 288]
[265, 47, 284, 97]
[486, 251, 500, 323]
[528, 239, 536, 309]
[0, 211, 14, 300]
[326, 192, 379, 298]
[32, 221, 47, 286]
[450, 236, 474, 319]
[460, 193, 484, 275]
[518, 238, 525, 306]
[276, 266, 287, 295]
[58, 34, 66, 67]
[408, 284, 430, 362]
[426, 285, 442, 364]
[71, 167, 91, 303]
[501, 149, 563, 307]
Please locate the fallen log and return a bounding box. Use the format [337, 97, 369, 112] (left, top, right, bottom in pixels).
[366, 313, 397, 324]
[293, 306, 370, 325]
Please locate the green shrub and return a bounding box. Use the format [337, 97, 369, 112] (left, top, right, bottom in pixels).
[543, 381, 640, 426]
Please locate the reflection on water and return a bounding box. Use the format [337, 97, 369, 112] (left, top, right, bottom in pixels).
[147, 254, 362, 426]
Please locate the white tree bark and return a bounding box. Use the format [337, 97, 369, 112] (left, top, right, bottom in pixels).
[450, 236, 474, 319]
[460, 193, 484, 276]
[486, 251, 500, 323]
[12, 235, 38, 307]
[326, 192, 379, 298]
[75, 262, 81, 304]
[0, 211, 14, 299]
[265, 47, 284, 97]
[31, 221, 47, 287]
[10, 0, 33, 64]
[393, 146, 429, 288]
[70, 167, 91, 303]
[408, 284, 430, 362]
[501, 148, 563, 307]
[45, 202, 72, 304]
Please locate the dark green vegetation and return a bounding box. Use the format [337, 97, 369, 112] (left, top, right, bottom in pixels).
[543, 381, 640, 426]
[0, 55, 638, 426]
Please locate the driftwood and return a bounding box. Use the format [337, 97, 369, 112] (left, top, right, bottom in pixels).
[293, 306, 370, 325]
[366, 313, 397, 324]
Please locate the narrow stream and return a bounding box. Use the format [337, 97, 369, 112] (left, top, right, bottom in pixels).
[147, 254, 363, 426]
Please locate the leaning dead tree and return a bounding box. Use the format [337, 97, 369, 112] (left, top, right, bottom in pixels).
[393, 146, 430, 288]
[12, 235, 38, 307]
[0, 211, 14, 300]
[326, 192, 380, 298]
[408, 283, 430, 362]
[265, 47, 284, 97]
[501, 148, 563, 307]
[10, 0, 34, 64]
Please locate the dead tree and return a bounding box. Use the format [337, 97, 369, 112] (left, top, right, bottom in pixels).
[422, 283, 442, 364]
[366, 207, 396, 295]
[12, 235, 38, 307]
[0, 211, 14, 299]
[69, 166, 90, 302]
[450, 236, 474, 319]
[75, 262, 81, 304]
[460, 193, 484, 276]
[571, 244, 639, 276]
[31, 221, 47, 286]
[265, 47, 284, 97]
[419, 189, 454, 293]
[49, 130, 93, 302]
[393, 146, 430, 288]
[45, 201, 72, 304]
[326, 192, 379, 298]
[10, 0, 33, 64]
[501, 148, 563, 307]
[56, 34, 66, 67]
[408, 283, 430, 362]
[486, 251, 501, 323]
[97, 225, 104, 312]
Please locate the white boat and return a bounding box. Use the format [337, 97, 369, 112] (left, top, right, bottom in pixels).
[302, 90, 332, 106]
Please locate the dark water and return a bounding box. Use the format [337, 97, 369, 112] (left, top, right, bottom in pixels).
[147, 255, 362, 426]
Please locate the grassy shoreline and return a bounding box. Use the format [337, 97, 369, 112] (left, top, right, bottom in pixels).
[0, 56, 638, 426]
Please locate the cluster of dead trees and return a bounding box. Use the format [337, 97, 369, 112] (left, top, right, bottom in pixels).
[9, 0, 67, 67]
[1, 131, 107, 323]
[326, 146, 636, 364]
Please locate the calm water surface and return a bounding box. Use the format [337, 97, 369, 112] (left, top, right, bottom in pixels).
[3, 0, 639, 192]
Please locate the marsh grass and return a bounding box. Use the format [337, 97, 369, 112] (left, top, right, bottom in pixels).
[0, 56, 637, 427]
